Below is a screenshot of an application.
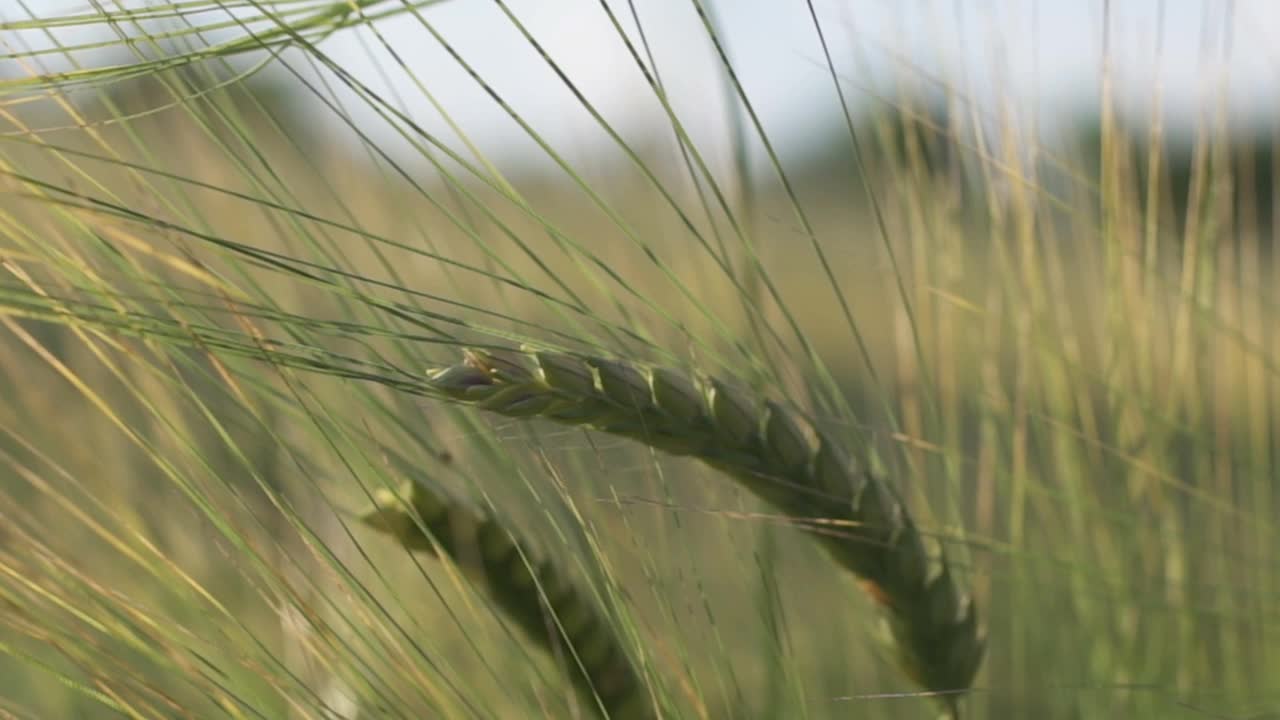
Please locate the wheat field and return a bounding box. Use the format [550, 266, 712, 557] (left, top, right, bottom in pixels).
[0, 2, 1277, 719]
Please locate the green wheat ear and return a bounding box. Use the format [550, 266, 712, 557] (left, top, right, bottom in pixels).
[360, 481, 654, 720]
[428, 347, 985, 715]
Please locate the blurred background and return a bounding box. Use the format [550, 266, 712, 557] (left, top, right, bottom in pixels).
[13, 1, 1280, 167]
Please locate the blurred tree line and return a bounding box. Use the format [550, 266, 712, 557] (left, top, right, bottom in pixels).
[75, 55, 1279, 261]
[793, 91, 1277, 257]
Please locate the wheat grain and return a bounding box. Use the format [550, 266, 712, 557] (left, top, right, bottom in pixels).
[362, 481, 653, 720]
[427, 347, 985, 714]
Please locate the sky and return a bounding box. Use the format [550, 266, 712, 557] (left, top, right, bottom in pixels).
[7, 1, 1280, 168]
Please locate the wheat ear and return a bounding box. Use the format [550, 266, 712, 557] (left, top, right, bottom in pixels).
[427, 347, 985, 714]
[362, 481, 653, 720]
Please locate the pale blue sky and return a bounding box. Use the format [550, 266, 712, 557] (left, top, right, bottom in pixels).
[8, 1, 1280, 167]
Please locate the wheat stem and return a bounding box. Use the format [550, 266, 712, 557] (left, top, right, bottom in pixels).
[427, 347, 985, 712]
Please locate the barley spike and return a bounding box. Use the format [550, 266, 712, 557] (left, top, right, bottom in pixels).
[427, 347, 985, 714]
[362, 481, 653, 720]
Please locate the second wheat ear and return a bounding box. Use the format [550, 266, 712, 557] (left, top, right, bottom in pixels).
[427, 346, 985, 716]
[362, 481, 652, 720]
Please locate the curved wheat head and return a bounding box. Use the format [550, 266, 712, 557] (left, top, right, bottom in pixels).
[362, 480, 653, 719]
[425, 347, 985, 715]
